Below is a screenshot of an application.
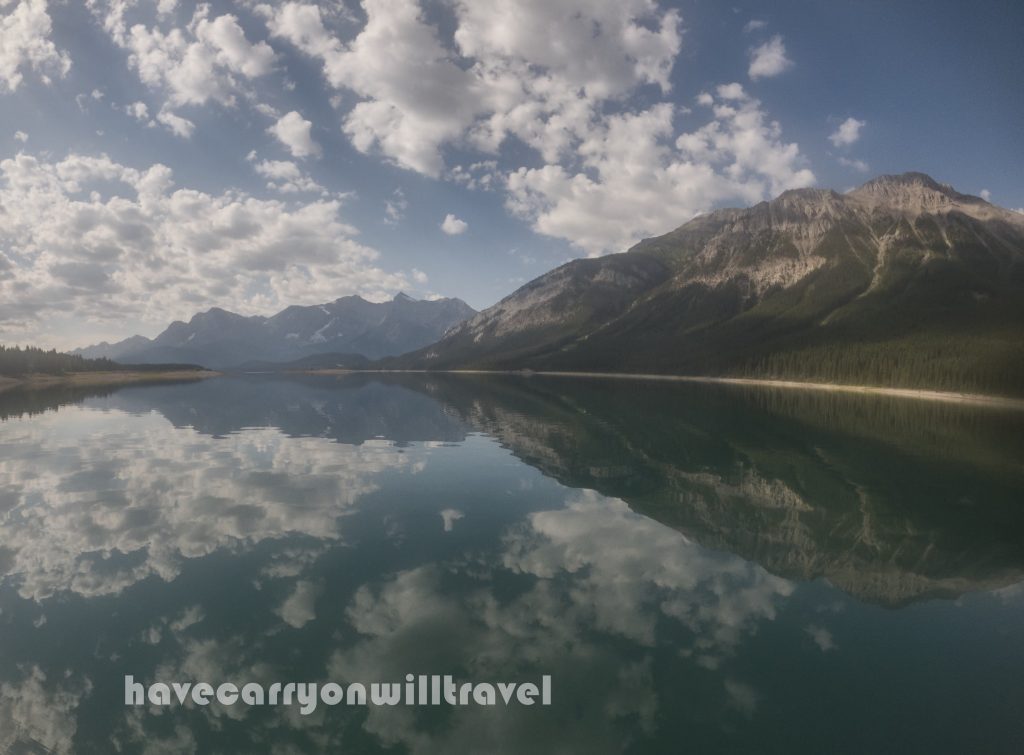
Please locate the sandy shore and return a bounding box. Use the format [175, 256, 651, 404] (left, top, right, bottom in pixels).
[299, 368, 355, 376]
[0, 370, 220, 392]
[344, 369, 1024, 411]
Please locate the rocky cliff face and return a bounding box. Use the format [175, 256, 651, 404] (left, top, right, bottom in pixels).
[401, 173, 1024, 394]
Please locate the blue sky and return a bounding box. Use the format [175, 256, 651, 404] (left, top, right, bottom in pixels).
[0, 0, 1021, 348]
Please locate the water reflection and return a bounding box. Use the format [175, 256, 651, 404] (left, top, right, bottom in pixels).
[0, 375, 1021, 754]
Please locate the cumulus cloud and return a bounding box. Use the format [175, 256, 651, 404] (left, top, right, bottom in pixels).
[828, 117, 866, 147]
[264, 2, 815, 257]
[448, 160, 500, 191]
[979, 188, 991, 201]
[748, 35, 793, 80]
[0, 152, 413, 341]
[384, 187, 407, 224]
[249, 155, 324, 194]
[507, 85, 815, 255]
[13, 129, 28, 142]
[742, 19, 767, 34]
[440, 213, 467, 235]
[267, 0, 681, 176]
[88, 2, 274, 118]
[126, 102, 195, 140]
[268, 110, 321, 158]
[266, 0, 479, 175]
[155, 107, 195, 138]
[126, 101, 149, 121]
[0, 0, 71, 91]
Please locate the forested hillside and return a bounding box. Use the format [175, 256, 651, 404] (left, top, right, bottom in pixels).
[0, 345, 201, 376]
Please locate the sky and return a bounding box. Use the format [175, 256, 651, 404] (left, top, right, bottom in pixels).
[0, 0, 1021, 349]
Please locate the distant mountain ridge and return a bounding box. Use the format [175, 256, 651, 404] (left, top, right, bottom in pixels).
[75, 293, 476, 369]
[395, 173, 1024, 395]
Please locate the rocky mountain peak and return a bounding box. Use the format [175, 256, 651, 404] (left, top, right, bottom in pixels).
[848, 171, 979, 213]
[398, 171, 1024, 399]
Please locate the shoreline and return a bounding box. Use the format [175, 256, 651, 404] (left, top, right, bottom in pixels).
[0, 370, 220, 392]
[19, 366, 1017, 411]
[310, 368, 1024, 411]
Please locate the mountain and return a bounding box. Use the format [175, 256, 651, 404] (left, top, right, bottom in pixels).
[74, 293, 476, 370]
[398, 173, 1024, 395]
[73, 334, 153, 361]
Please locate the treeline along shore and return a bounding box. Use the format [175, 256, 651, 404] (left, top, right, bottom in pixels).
[0, 345, 217, 390]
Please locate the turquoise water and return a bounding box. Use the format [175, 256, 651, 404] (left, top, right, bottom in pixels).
[0, 374, 1022, 753]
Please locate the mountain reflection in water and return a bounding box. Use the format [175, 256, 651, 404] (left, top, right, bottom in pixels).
[0, 374, 1021, 754]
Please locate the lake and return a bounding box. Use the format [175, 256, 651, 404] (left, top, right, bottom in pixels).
[1, 374, 1022, 754]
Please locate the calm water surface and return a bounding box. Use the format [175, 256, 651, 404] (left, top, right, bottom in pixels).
[1, 374, 1022, 754]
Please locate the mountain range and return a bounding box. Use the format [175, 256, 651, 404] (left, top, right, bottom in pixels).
[395, 173, 1024, 395]
[74, 293, 476, 370]
[73, 172, 1024, 393]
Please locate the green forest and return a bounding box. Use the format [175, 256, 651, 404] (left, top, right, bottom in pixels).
[0, 345, 200, 376]
[0, 345, 119, 375]
[737, 332, 1024, 397]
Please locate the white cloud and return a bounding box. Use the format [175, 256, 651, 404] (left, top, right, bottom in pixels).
[748, 35, 792, 80]
[384, 187, 407, 224]
[448, 160, 500, 191]
[440, 213, 468, 235]
[268, 110, 320, 158]
[266, 1, 815, 258]
[259, 1, 811, 259]
[838, 156, 869, 173]
[828, 116, 866, 147]
[74, 1, 814, 264]
[267, 0, 480, 176]
[980, 188, 991, 201]
[507, 85, 815, 255]
[0, 0, 72, 91]
[156, 107, 195, 138]
[13, 129, 28, 142]
[126, 101, 149, 121]
[249, 155, 324, 194]
[0, 152, 413, 342]
[89, 2, 274, 116]
[267, 0, 681, 177]
[742, 19, 767, 33]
